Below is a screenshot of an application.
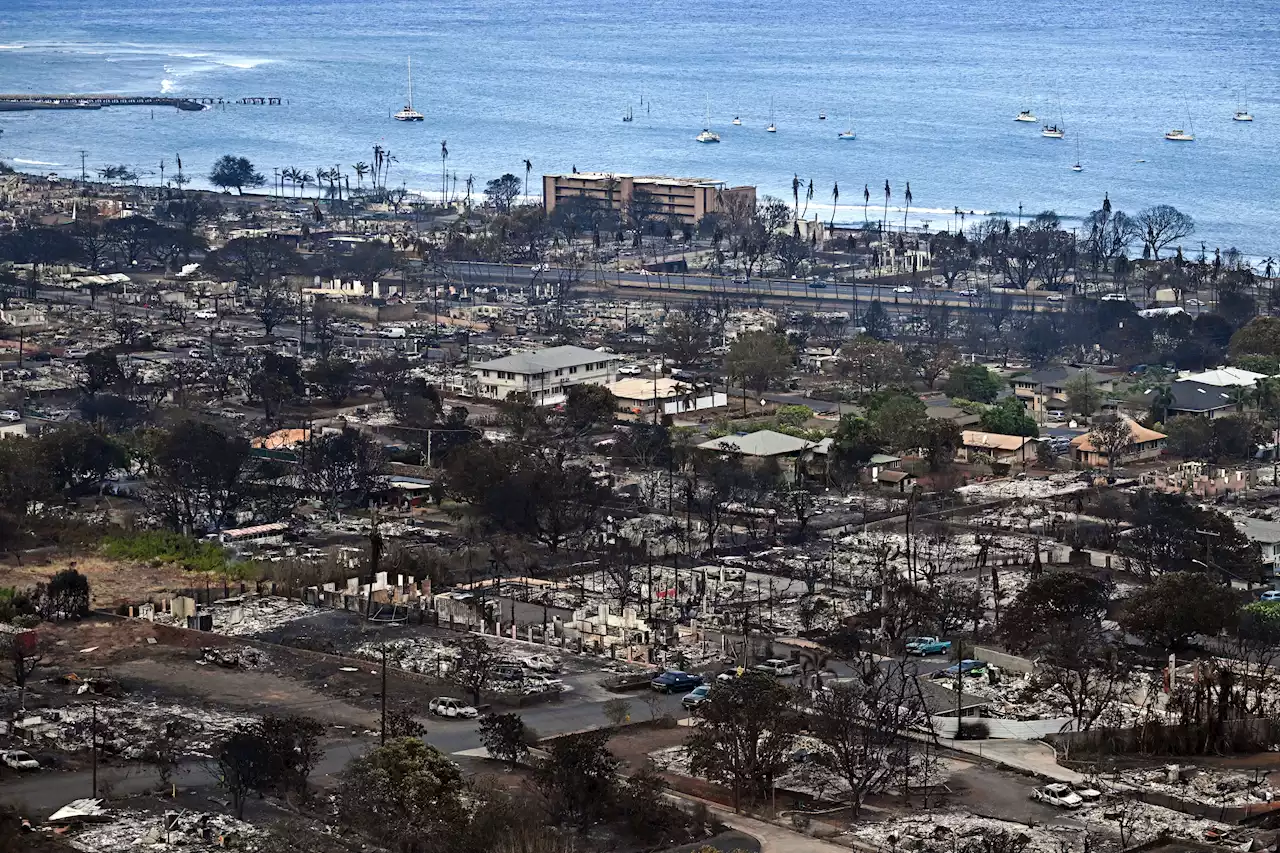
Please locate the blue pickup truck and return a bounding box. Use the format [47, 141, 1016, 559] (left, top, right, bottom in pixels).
[905, 636, 953, 656]
[651, 671, 704, 694]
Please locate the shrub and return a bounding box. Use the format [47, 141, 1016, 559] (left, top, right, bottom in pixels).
[955, 720, 990, 740]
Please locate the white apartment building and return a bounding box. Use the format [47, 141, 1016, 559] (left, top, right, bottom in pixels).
[472, 345, 618, 405]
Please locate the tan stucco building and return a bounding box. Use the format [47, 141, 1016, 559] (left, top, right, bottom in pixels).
[542, 172, 756, 226]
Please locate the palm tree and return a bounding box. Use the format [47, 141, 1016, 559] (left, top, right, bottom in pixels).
[465, 174, 475, 208]
[791, 174, 801, 220]
[802, 179, 814, 220]
[372, 145, 385, 190]
[863, 184, 870, 227]
[882, 180, 891, 238]
[298, 171, 313, 198]
[830, 182, 839, 231]
[440, 140, 449, 203]
[382, 151, 397, 193]
[352, 162, 370, 189]
[523, 158, 533, 202]
[903, 182, 913, 232]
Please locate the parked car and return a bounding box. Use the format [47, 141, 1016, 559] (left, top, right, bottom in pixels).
[1259, 590, 1280, 602]
[428, 697, 478, 719]
[905, 636, 952, 656]
[492, 664, 524, 682]
[522, 673, 564, 693]
[523, 654, 561, 673]
[193, 310, 217, 320]
[1045, 294, 1065, 302]
[752, 658, 801, 677]
[65, 348, 89, 358]
[1100, 293, 1129, 302]
[716, 667, 746, 683]
[893, 285, 914, 294]
[933, 659, 987, 679]
[1, 750, 39, 770]
[1046, 409, 1066, 420]
[651, 671, 703, 693]
[1069, 782, 1103, 801]
[681, 684, 712, 709]
[957, 289, 978, 297]
[1186, 298, 1204, 307]
[0, 410, 20, 422]
[1031, 783, 1083, 809]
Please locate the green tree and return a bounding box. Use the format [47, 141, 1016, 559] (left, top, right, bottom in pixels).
[305, 357, 359, 406]
[866, 391, 927, 451]
[686, 671, 801, 810]
[1230, 317, 1280, 358]
[725, 331, 792, 405]
[828, 414, 880, 488]
[1162, 416, 1213, 459]
[208, 155, 265, 195]
[943, 364, 1003, 403]
[1064, 373, 1103, 417]
[337, 738, 469, 847]
[1119, 572, 1239, 651]
[561, 384, 616, 435]
[483, 173, 522, 213]
[477, 712, 531, 769]
[1000, 571, 1112, 654]
[978, 398, 1039, 437]
[533, 729, 619, 829]
[919, 418, 962, 471]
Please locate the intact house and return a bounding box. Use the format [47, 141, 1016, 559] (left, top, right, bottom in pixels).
[1012, 366, 1115, 421]
[1069, 417, 1167, 468]
[1236, 517, 1280, 576]
[957, 430, 1040, 466]
[471, 345, 618, 406]
[606, 377, 727, 417]
[698, 429, 817, 483]
[1163, 380, 1243, 419]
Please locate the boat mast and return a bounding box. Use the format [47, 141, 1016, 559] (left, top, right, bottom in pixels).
[407, 56, 413, 110]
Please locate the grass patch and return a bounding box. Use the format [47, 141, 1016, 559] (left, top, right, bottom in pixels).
[102, 530, 239, 576]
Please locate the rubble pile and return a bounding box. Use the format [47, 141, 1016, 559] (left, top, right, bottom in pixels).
[210, 596, 322, 636]
[199, 646, 269, 669]
[932, 669, 1148, 725]
[855, 810, 1077, 853]
[68, 809, 261, 852]
[956, 473, 1091, 502]
[1120, 766, 1280, 807]
[152, 595, 321, 637]
[53, 700, 254, 758]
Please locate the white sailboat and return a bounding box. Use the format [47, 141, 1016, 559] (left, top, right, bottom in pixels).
[393, 56, 425, 122]
[1072, 136, 1083, 171]
[731, 115, 742, 126]
[1041, 124, 1064, 139]
[838, 128, 856, 140]
[766, 97, 776, 133]
[1166, 103, 1196, 140]
[1015, 109, 1037, 123]
[695, 100, 720, 143]
[1234, 94, 1254, 122]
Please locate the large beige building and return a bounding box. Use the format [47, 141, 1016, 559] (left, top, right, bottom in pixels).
[542, 172, 756, 226]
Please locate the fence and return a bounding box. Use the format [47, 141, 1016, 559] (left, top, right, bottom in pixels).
[1045, 716, 1280, 758]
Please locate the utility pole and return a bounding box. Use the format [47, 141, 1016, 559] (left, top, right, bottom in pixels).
[79, 150, 87, 182]
[380, 646, 388, 745]
[90, 702, 98, 797]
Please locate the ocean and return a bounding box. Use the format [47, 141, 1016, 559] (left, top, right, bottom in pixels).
[0, 0, 1276, 256]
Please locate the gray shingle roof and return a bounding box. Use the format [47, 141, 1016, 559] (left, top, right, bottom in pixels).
[697, 429, 816, 457]
[473, 345, 613, 375]
[1168, 380, 1236, 413]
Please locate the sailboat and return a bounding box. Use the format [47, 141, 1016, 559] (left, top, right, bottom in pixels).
[1015, 109, 1037, 123]
[731, 115, 742, 126]
[838, 127, 856, 140]
[1041, 124, 1064, 139]
[1234, 95, 1254, 122]
[1165, 102, 1196, 140]
[622, 105, 633, 123]
[393, 56, 425, 122]
[695, 100, 720, 143]
[1072, 136, 1083, 171]
[818, 111, 827, 120]
[766, 97, 776, 133]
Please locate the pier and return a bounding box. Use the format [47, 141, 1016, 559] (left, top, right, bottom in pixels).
[0, 94, 285, 112]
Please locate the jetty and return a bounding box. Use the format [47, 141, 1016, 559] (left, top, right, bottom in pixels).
[0, 94, 285, 112]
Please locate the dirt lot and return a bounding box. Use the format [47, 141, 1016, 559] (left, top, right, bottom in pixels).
[0, 553, 195, 608]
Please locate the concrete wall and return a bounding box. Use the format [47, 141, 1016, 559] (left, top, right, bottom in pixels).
[931, 715, 1075, 739]
[974, 646, 1036, 675]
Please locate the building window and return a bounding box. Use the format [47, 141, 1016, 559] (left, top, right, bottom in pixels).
[555, 369, 563, 376]
[482, 370, 491, 378]
[569, 366, 578, 374]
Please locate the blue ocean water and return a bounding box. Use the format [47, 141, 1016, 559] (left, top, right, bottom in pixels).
[0, 0, 1276, 256]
